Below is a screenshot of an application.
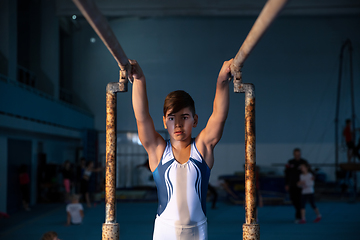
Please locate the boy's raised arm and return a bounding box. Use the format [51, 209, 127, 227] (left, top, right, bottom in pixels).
[199, 59, 233, 149]
[130, 60, 165, 170]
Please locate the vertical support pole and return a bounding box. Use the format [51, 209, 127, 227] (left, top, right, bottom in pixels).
[229, 1, 287, 237]
[102, 74, 127, 240]
[103, 89, 119, 240]
[235, 83, 259, 240]
[71, 1, 132, 238]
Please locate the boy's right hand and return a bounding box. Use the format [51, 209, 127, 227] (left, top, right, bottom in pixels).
[129, 59, 144, 80]
[217, 59, 234, 83]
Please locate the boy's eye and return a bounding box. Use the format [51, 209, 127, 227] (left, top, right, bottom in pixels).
[168, 117, 174, 121]
[183, 116, 188, 120]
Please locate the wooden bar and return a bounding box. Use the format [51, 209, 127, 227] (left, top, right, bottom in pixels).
[230, 0, 288, 79]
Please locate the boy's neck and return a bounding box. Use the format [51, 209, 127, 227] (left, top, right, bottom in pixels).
[170, 137, 192, 149]
[170, 138, 192, 164]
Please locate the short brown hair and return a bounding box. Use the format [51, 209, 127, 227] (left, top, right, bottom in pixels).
[41, 231, 57, 240]
[163, 90, 195, 117]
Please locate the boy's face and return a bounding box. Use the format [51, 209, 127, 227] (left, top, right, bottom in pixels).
[163, 107, 198, 142]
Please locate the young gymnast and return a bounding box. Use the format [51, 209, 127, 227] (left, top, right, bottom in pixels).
[66, 194, 84, 225]
[297, 163, 322, 224]
[130, 58, 233, 240]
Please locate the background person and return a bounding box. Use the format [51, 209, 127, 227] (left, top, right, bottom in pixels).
[66, 194, 84, 225]
[19, 164, 31, 211]
[62, 160, 73, 203]
[343, 119, 360, 162]
[41, 231, 60, 240]
[81, 161, 103, 207]
[297, 163, 322, 224]
[284, 148, 308, 223]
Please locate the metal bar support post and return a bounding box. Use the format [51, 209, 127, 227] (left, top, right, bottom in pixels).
[230, 1, 288, 238]
[103, 72, 128, 240]
[71, 0, 134, 238]
[234, 82, 258, 240]
[71, 2, 132, 238]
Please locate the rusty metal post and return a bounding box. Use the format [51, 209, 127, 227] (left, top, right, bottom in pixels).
[103, 86, 119, 240]
[230, 2, 288, 237]
[103, 75, 127, 240]
[234, 83, 259, 240]
[70, 0, 135, 239]
[71, 1, 132, 239]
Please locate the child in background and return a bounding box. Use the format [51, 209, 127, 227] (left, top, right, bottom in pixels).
[66, 194, 84, 225]
[297, 163, 322, 224]
[41, 231, 60, 240]
[81, 161, 103, 207]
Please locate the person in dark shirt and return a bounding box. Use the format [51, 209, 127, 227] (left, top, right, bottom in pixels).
[284, 148, 308, 223]
[343, 119, 360, 162]
[76, 157, 86, 193]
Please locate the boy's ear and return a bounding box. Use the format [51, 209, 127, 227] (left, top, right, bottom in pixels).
[193, 114, 198, 127]
[163, 116, 167, 129]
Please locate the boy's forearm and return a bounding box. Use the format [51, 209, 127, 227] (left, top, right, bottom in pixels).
[212, 80, 230, 122]
[212, 59, 232, 122]
[213, 59, 233, 119]
[132, 77, 151, 121]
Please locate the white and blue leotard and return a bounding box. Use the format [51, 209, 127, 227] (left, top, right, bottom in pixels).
[152, 138, 210, 239]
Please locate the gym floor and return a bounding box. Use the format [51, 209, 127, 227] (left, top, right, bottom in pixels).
[1, 200, 359, 240]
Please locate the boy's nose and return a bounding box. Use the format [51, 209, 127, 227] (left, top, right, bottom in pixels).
[175, 118, 182, 126]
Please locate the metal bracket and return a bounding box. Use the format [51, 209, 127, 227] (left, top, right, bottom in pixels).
[232, 68, 243, 93]
[118, 63, 133, 93]
[120, 62, 133, 84]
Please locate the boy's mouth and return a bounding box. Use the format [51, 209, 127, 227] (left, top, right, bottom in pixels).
[174, 131, 183, 135]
